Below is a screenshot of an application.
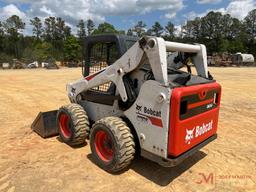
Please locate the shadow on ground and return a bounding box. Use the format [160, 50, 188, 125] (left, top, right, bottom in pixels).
[56, 136, 88, 148]
[87, 150, 206, 186]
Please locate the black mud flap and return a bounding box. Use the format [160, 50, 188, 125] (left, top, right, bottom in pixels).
[31, 110, 59, 138]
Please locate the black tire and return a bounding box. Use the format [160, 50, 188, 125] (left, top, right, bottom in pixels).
[90, 117, 135, 173]
[57, 103, 89, 146]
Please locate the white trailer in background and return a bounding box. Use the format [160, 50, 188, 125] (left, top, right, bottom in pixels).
[232, 53, 255, 65]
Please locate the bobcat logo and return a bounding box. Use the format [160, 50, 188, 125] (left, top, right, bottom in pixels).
[136, 104, 142, 111]
[185, 128, 195, 144]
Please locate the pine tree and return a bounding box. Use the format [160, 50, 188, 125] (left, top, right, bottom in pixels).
[87, 19, 95, 35]
[30, 17, 43, 40]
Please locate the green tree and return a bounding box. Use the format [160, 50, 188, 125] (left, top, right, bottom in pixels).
[63, 26, 71, 39]
[200, 12, 223, 41]
[43, 16, 70, 60]
[0, 21, 4, 36]
[30, 17, 43, 40]
[93, 22, 118, 34]
[1, 12, 256, 63]
[3, 15, 25, 58]
[77, 19, 86, 59]
[64, 36, 81, 61]
[146, 28, 153, 36]
[244, 9, 256, 41]
[228, 18, 242, 39]
[43, 16, 67, 41]
[0, 21, 4, 52]
[182, 11, 246, 53]
[244, 9, 256, 55]
[22, 41, 54, 63]
[55, 17, 67, 57]
[133, 21, 146, 37]
[4, 15, 25, 37]
[228, 40, 245, 53]
[77, 19, 86, 40]
[87, 19, 95, 35]
[43, 17, 56, 42]
[182, 17, 201, 40]
[151, 21, 164, 37]
[127, 29, 133, 36]
[165, 21, 175, 39]
[55, 17, 66, 40]
[0, 52, 13, 63]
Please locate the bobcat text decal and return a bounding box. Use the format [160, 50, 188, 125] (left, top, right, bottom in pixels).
[136, 104, 163, 128]
[185, 120, 213, 144]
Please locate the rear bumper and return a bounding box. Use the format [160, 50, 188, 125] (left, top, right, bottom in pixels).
[141, 134, 217, 167]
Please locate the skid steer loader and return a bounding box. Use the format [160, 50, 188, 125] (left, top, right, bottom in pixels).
[55, 35, 221, 173]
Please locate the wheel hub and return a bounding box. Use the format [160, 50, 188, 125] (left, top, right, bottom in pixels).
[95, 130, 114, 162]
[59, 113, 71, 138]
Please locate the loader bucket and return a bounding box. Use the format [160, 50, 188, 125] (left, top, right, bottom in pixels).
[31, 110, 59, 138]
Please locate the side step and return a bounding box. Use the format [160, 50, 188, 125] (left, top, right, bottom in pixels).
[31, 110, 59, 138]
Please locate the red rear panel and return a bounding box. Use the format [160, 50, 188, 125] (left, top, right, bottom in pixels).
[168, 82, 221, 157]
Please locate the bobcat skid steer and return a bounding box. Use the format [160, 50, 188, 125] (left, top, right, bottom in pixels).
[57, 35, 221, 173]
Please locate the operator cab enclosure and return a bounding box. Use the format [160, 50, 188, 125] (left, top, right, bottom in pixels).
[80, 34, 138, 107]
[83, 34, 138, 77]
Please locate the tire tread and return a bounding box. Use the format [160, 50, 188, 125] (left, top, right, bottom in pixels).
[91, 117, 135, 172]
[58, 103, 90, 146]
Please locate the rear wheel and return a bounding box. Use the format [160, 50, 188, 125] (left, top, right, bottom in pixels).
[57, 103, 89, 146]
[90, 117, 135, 173]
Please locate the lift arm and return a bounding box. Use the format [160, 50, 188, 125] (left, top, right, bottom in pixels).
[67, 37, 209, 103]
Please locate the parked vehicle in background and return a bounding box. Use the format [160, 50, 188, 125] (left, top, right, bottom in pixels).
[27, 61, 39, 69]
[2, 63, 10, 69]
[232, 53, 255, 66]
[208, 52, 255, 67]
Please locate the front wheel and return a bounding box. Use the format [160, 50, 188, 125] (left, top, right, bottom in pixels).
[90, 117, 135, 173]
[57, 103, 90, 146]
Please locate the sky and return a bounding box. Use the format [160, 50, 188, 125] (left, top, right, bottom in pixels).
[0, 0, 255, 35]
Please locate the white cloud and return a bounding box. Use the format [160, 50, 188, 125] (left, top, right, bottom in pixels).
[2, 0, 185, 33]
[2, 0, 255, 35]
[3, 0, 184, 22]
[225, 0, 256, 19]
[186, 0, 256, 20]
[184, 11, 197, 20]
[137, 0, 183, 12]
[165, 12, 177, 19]
[191, 8, 226, 19]
[0, 4, 26, 20]
[0, 4, 32, 35]
[25, 0, 105, 25]
[174, 25, 182, 37]
[197, 0, 222, 4]
[39, 5, 54, 16]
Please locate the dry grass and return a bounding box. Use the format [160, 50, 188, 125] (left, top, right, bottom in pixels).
[0, 67, 255, 192]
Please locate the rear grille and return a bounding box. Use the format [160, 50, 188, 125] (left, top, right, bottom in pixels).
[180, 89, 219, 120]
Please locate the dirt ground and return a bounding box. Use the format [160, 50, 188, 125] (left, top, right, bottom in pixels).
[0, 67, 255, 192]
